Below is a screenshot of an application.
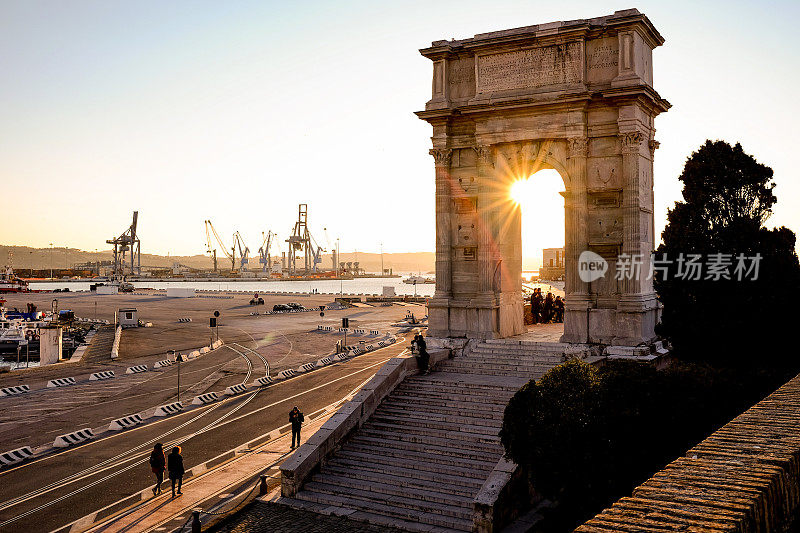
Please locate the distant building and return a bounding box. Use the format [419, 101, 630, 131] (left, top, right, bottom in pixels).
[539, 247, 565, 280]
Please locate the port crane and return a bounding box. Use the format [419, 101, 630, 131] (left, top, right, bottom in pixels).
[258, 231, 276, 273]
[107, 211, 141, 278]
[233, 231, 249, 271]
[285, 204, 325, 275]
[204, 220, 238, 272]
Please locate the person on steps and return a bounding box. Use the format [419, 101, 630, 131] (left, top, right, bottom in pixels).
[167, 446, 184, 498]
[149, 443, 166, 496]
[413, 333, 430, 374]
[289, 406, 304, 449]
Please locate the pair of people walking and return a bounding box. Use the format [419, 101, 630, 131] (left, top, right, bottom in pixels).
[149, 444, 184, 498]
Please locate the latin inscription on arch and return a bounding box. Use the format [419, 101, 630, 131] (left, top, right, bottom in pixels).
[476, 42, 582, 93]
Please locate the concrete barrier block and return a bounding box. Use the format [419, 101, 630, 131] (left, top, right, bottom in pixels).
[47, 377, 77, 388]
[0, 446, 33, 465]
[54, 428, 95, 448]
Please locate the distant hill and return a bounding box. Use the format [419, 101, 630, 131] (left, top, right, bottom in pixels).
[0, 245, 436, 274]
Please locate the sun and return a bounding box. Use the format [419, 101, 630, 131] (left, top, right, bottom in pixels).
[510, 178, 531, 204]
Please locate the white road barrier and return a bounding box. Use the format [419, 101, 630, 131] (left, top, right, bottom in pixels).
[353, 328, 366, 335]
[154, 402, 184, 416]
[47, 377, 77, 388]
[187, 350, 200, 359]
[0, 446, 33, 466]
[200, 347, 210, 354]
[212, 340, 224, 349]
[224, 384, 248, 396]
[369, 330, 380, 336]
[0, 385, 31, 397]
[192, 392, 219, 405]
[108, 414, 143, 431]
[297, 362, 316, 373]
[126, 365, 148, 374]
[276, 369, 296, 380]
[153, 359, 175, 369]
[334, 353, 349, 362]
[254, 376, 274, 387]
[316, 356, 333, 367]
[53, 428, 95, 448]
[89, 371, 115, 381]
[178, 317, 192, 323]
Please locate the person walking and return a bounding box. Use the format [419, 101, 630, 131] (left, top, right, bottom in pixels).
[149, 443, 166, 496]
[167, 446, 184, 498]
[289, 406, 304, 449]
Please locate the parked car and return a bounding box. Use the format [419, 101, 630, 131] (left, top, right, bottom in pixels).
[287, 302, 305, 310]
[273, 304, 291, 312]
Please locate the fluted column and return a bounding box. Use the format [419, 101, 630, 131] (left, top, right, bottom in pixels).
[619, 131, 644, 300]
[565, 137, 589, 301]
[474, 145, 494, 298]
[430, 148, 453, 299]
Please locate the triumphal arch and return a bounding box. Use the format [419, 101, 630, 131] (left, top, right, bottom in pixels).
[416, 9, 670, 346]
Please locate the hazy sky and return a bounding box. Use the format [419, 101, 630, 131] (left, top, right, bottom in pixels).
[1, 0, 798, 262]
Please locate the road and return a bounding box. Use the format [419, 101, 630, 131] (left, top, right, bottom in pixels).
[0, 340, 408, 532]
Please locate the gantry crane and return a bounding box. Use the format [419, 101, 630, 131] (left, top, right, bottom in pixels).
[233, 231, 249, 271]
[285, 204, 325, 275]
[107, 211, 141, 279]
[205, 220, 237, 272]
[258, 231, 275, 273]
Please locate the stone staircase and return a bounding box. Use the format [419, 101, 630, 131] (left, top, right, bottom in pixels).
[278, 339, 581, 532]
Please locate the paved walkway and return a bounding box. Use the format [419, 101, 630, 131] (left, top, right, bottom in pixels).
[86, 411, 335, 533]
[518, 323, 564, 342]
[209, 500, 409, 533]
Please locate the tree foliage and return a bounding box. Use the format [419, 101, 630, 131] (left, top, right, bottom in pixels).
[655, 140, 800, 365]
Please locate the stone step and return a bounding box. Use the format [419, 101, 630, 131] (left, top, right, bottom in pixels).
[479, 339, 588, 351]
[392, 385, 513, 406]
[398, 380, 530, 401]
[463, 349, 567, 361]
[363, 420, 501, 446]
[294, 490, 473, 531]
[308, 474, 473, 509]
[370, 410, 502, 433]
[384, 396, 505, 419]
[406, 373, 528, 391]
[331, 451, 491, 482]
[339, 443, 496, 474]
[444, 358, 557, 370]
[276, 496, 467, 533]
[352, 432, 501, 462]
[323, 461, 483, 496]
[376, 405, 503, 427]
[300, 481, 473, 519]
[438, 365, 549, 378]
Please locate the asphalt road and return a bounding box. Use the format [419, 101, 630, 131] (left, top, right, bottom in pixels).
[0, 342, 407, 532]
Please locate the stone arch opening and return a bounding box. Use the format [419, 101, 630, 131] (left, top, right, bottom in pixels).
[417, 10, 670, 347]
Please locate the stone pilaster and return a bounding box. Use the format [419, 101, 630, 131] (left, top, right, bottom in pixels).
[430, 148, 453, 300]
[562, 136, 591, 343]
[619, 131, 645, 300]
[474, 145, 495, 299]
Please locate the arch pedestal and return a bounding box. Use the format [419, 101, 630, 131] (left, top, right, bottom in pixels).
[417, 9, 669, 346]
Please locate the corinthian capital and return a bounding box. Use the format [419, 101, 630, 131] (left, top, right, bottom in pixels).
[649, 139, 660, 154]
[429, 148, 453, 167]
[472, 145, 493, 167]
[567, 137, 588, 158]
[619, 131, 645, 153]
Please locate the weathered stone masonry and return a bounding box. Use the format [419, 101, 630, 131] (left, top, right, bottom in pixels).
[577, 372, 800, 531]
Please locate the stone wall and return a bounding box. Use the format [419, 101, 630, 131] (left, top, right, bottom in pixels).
[576, 372, 800, 531]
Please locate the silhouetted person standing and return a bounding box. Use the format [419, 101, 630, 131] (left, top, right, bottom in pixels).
[554, 296, 565, 323]
[149, 443, 166, 496]
[412, 333, 430, 374]
[289, 406, 304, 449]
[543, 292, 554, 323]
[167, 446, 184, 498]
[531, 288, 543, 324]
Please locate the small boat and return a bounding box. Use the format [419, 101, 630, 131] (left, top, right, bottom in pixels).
[0, 266, 29, 293]
[402, 274, 435, 285]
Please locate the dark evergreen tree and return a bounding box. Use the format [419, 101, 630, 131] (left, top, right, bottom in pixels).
[655, 140, 800, 366]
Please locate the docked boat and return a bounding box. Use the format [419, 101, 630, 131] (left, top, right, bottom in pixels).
[402, 274, 435, 285]
[0, 266, 29, 293]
